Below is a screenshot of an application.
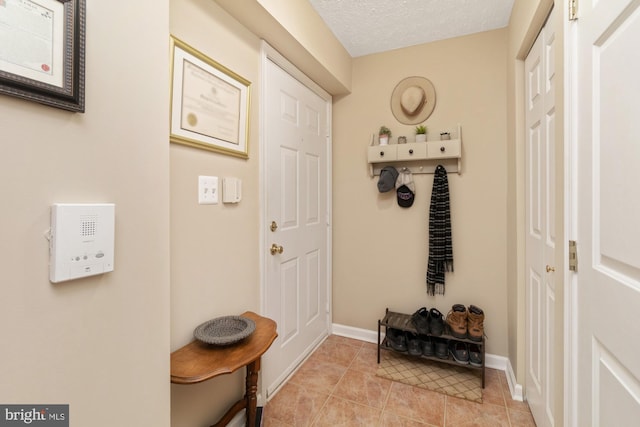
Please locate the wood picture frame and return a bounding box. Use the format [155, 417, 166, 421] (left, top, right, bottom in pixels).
[0, 0, 86, 112]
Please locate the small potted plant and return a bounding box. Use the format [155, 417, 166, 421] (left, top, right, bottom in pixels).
[415, 125, 427, 142]
[379, 126, 392, 145]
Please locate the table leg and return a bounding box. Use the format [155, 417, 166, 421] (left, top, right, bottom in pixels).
[244, 359, 259, 427]
[211, 358, 260, 427]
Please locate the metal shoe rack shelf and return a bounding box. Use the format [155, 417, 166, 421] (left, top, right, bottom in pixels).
[377, 308, 486, 387]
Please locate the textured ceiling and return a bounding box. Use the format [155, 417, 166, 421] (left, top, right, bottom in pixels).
[308, 0, 515, 57]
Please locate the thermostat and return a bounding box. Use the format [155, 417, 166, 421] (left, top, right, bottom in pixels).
[49, 203, 115, 283]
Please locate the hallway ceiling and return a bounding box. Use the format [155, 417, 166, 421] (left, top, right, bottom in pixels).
[307, 0, 515, 57]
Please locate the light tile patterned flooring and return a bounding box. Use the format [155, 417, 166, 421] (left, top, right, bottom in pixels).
[263, 335, 536, 426]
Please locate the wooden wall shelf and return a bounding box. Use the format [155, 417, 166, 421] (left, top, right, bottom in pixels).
[367, 124, 463, 176]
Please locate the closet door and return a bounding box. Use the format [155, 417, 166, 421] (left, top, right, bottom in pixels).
[524, 7, 556, 427]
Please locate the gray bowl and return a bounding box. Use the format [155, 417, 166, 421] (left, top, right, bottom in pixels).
[194, 315, 256, 345]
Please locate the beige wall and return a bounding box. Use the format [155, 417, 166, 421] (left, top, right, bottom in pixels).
[333, 29, 510, 357]
[0, 1, 170, 426]
[169, 1, 263, 425]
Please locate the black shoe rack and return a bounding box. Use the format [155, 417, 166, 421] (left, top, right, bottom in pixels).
[377, 307, 486, 388]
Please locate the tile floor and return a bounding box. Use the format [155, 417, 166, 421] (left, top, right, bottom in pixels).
[263, 335, 536, 427]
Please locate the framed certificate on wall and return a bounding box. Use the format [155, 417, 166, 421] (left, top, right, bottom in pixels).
[169, 35, 251, 158]
[0, 0, 86, 112]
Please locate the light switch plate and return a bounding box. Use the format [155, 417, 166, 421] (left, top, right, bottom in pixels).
[198, 176, 218, 204]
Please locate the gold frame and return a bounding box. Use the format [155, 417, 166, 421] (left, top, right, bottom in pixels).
[169, 36, 251, 158]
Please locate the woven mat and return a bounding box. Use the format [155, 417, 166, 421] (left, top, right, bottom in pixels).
[376, 350, 483, 403]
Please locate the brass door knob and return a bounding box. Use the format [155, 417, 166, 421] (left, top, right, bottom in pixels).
[270, 244, 284, 255]
[546, 265, 555, 273]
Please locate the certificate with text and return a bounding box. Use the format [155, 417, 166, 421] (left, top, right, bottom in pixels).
[170, 36, 250, 158]
[0, 0, 85, 112]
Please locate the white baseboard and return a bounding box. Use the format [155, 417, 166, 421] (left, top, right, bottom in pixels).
[332, 322, 380, 343]
[332, 322, 524, 402]
[505, 358, 524, 401]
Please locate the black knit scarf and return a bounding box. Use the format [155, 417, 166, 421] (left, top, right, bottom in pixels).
[426, 165, 453, 295]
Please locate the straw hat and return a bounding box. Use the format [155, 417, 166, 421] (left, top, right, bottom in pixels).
[390, 77, 436, 125]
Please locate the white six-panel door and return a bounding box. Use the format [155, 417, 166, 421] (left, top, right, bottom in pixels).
[262, 50, 331, 397]
[525, 8, 556, 427]
[572, 0, 640, 425]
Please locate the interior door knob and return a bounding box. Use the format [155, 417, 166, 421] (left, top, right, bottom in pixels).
[270, 244, 284, 255]
[546, 265, 555, 273]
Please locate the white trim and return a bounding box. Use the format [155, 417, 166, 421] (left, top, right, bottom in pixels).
[504, 356, 525, 401]
[564, 7, 579, 427]
[332, 323, 525, 401]
[331, 322, 380, 344]
[260, 41, 331, 101]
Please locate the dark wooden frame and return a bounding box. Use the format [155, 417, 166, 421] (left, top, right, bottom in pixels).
[0, 0, 86, 112]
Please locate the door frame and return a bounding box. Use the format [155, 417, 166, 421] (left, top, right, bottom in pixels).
[564, 5, 578, 427]
[258, 40, 333, 400]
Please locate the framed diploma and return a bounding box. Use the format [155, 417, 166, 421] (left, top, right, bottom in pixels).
[0, 0, 85, 112]
[170, 36, 251, 158]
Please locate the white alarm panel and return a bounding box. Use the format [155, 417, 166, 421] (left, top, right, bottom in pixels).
[49, 203, 115, 283]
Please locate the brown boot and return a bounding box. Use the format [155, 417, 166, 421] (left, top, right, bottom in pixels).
[467, 305, 484, 342]
[446, 304, 467, 339]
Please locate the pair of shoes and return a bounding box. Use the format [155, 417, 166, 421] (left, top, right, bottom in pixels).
[434, 338, 448, 359]
[429, 308, 445, 336]
[386, 328, 407, 352]
[448, 340, 470, 365]
[468, 305, 485, 342]
[412, 307, 445, 336]
[420, 335, 434, 357]
[469, 343, 482, 367]
[406, 332, 422, 356]
[445, 304, 485, 341]
[411, 307, 430, 335]
[446, 304, 468, 339]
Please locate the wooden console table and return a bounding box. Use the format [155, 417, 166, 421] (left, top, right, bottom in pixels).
[171, 311, 277, 427]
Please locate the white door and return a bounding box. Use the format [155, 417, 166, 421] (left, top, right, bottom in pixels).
[573, 0, 640, 425]
[262, 49, 331, 397]
[524, 8, 556, 427]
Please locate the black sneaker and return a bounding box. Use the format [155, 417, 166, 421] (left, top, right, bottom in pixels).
[429, 308, 445, 336]
[449, 340, 469, 365]
[469, 343, 482, 367]
[434, 338, 448, 359]
[406, 332, 422, 356]
[411, 307, 430, 335]
[420, 335, 434, 357]
[386, 328, 407, 352]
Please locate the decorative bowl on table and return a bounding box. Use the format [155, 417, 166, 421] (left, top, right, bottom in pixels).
[193, 315, 256, 345]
